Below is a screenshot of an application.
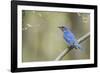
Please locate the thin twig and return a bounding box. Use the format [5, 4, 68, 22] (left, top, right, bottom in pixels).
[55, 32, 90, 61]
[78, 33, 90, 43]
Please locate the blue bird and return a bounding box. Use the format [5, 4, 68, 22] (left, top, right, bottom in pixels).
[58, 26, 83, 52]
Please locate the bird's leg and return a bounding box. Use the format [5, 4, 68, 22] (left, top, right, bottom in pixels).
[71, 42, 77, 49]
[69, 45, 74, 49]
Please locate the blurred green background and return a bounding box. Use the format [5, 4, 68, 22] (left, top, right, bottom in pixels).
[22, 10, 90, 62]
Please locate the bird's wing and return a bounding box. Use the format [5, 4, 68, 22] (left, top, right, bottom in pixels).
[64, 31, 75, 46]
[66, 29, 75, 37]
[64, 36, 72, 46]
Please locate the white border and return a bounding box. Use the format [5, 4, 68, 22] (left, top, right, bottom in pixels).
[17, 5, 94, 68]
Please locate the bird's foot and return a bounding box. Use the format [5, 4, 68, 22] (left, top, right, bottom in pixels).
[69, 46, 74, 49]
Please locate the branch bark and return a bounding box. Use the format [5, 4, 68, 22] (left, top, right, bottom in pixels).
[55, 32, 90, 61]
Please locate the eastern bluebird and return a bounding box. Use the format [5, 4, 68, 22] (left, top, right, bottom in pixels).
[58, 26, 83, 51]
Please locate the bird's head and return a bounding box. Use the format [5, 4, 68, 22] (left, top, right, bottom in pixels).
[58, 26, 68, 31]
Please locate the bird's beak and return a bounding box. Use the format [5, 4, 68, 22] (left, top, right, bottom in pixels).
[58, 26, 63, 31]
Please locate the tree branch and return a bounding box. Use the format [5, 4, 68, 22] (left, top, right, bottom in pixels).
[55, 32, 90, 61]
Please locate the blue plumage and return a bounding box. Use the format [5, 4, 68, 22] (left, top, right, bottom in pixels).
[59, 26, 83, 50]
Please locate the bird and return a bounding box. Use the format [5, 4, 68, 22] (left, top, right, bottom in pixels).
[58, 26, 83, 53]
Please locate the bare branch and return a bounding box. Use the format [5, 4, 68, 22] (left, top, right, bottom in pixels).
[55, 32, 90, 61]
[78, 33, 90, 43]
